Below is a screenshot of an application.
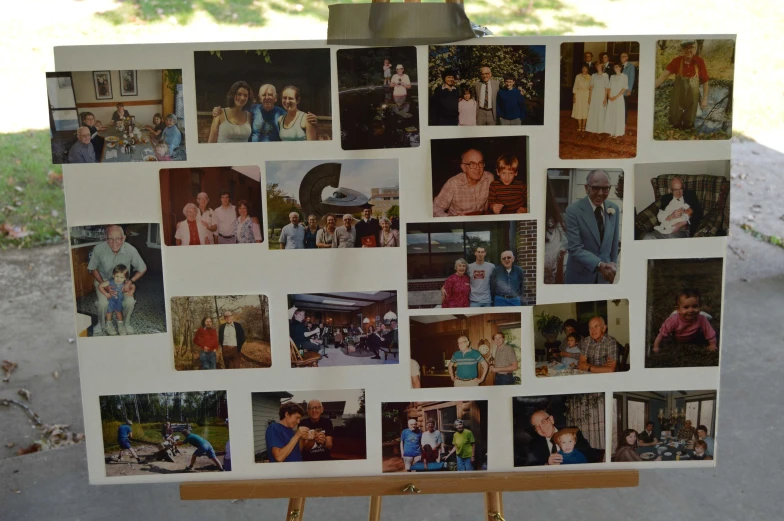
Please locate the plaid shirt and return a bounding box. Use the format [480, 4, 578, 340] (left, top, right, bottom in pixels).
[677, 425, 697, 441]
[579, 333, 618, 366]
[433, 171, 494, 217]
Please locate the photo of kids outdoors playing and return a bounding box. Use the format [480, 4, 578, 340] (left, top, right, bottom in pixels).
[645, 258, 723, 368]
[100, 391, 229, 476]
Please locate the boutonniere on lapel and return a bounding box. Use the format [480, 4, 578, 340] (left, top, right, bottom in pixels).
[607, 208, 616, 216]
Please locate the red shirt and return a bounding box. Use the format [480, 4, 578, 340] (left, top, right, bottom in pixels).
[442, 273, 471, 308]
[193, 327, 220, 352]
[659, 313, 716, 343]
[187, 219, 201, 245]
[666, 55, 709, 84]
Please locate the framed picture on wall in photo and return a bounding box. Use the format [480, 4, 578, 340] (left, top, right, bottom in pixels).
[93, 70, 112, 99]
[120, 70, 138, 96]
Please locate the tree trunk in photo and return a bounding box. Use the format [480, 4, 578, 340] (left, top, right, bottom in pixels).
[258, 295, 267, 342]
[134, 394, 141, 424]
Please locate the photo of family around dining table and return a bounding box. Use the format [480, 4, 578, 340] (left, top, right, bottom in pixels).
[287, 291, 399, 368]
[382, 401, 488, 472]
[558, 42, 639, 159]
[409, 312, 521, 388]
[533, 300, 630, 377]
[428, 44, 545, 126]
[612, 390, 717, 462]
[170, 295, 271, 371]
[193, 49, 331, 143]
[69, 223, 166, 337]
[266, 159, 400, 249]
[513, 393, 605, 466]
[545, 168, 623, 285]
[406, 221, 538, 309]
[653, 39, 735, 141]
[253, 389, 367, 463]
[634, 160, 731, 240]
[337, 46, 419, 150]
[159, 166, 263, 246]
[645, 258, 723, 369]
[46, 69, 186, 164]
[431, 136, 529, 218]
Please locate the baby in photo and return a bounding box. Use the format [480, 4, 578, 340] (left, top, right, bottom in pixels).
[98, 264, 135, 336]
[559, 332, 582, 367]
[653, 288, 717, 353]
[553, 428, 587, 464]
[653, 197, 690, 235]
[487, 154, 527, 215]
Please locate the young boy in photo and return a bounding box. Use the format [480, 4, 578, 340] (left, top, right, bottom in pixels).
[559, 332, 582, 367]
[383, 58, 392, 86]
[487, 154, 527, 215]
[98, 264, 134, 336]
[691, 439, 712, 460]
[553, 428, 587, 464]
[653, 288, 717, 353]
[496, 73, 527, 125]
[179, 429, 224, 471]
[458, 88, 477, 126]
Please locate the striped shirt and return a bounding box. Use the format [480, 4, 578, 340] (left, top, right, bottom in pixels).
[487, 180, 527, 214]
[450, 348, 484, 379]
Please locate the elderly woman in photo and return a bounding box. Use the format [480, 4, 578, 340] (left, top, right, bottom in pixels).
[193, 316, 220, 370]
[161, 114, 182, 154]
[316, 214, 336, 248]
[572, 65, 591, 132]
[209, 81, 253, 143]
[175, 203, 212, 246]
[304, 214, 320, 249]
[378, 217, 399, 247]
[441, 258, 471, 308]
[234, 200, 262, 243]
[278, 85, 316, 141]
[390, 64, 412, 106]
[196, 192, 217, 245]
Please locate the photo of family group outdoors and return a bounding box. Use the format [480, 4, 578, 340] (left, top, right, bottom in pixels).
[533, 300, 630, 377]
[513, 393, 605, 466]
[428, 45, 545, 126]
[70, 223, 165, 337]
[252, 389, 366, 463]
[100, 391, 229, 476]
[159, 166, 263, 246]
[559, 42, 639, 159]
[46, 69, 186, 164]
[193, 49, 331, 143]
[653, 39, 735, 140]
[382, 401, 488, 472]
[266, 159, 400, 249]
[337, 46, 419, 150]
[431, 136, 529, 217]
[545, 168, 623, 285]
[410, 313, 521, 388]
[287, 291, 398, 368]
[645, 258, 723, 369]
[406, 221, 537, 308]
[612, 390, 716, 462]
[634, 160, 731, 240]
[170, 295, 271, 371]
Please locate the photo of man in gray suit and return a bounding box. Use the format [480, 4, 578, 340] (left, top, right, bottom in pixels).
[474, 67, 500, 126]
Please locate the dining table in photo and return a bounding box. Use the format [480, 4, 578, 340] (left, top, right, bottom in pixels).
[100, 127, 159, 163]
[637, 437, 695, 461]
[534, 361, 588, 377]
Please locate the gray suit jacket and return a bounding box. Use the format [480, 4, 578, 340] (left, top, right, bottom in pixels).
[473, 79, 501, 110]
[564, 196, 620, 284]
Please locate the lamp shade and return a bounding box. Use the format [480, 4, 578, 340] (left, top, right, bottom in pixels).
[363, 318, 370, 324]
[384, 311, 398, 321]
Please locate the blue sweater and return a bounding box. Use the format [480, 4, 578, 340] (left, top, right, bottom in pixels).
[496, 88, 526, 122]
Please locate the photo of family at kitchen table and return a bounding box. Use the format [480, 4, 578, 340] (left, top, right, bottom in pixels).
[382, 401, 488, 472]
[46, 69, 186, 164]
[406, 221, 537, 309]
[612, 390, 717, 462]
[194, 49, 332, 143]
[159, 166, 263, 246]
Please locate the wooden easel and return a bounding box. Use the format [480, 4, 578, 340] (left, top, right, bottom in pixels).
[181, 470, 639, 520]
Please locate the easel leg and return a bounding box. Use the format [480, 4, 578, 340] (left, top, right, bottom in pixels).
[368, 496, 382, 521]
[485, 492, 504, 521]
[287, 497, 306, 521]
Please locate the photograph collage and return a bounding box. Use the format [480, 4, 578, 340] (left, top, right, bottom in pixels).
[54, 36, 731, 482]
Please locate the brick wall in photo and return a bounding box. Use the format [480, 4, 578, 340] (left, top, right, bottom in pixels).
[516, 220, 538, 305]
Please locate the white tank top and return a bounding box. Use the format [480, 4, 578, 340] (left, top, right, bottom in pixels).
[277, 111, 307, 141]
[217, 109, 251, 143]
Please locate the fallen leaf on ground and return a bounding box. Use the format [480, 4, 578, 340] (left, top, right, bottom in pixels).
[0, 224, 31, 240]
[2, 360, 18, 382]
[18, 389, 31, 402]
[17, 443, 41, 456]
[47, 171, 63, 184]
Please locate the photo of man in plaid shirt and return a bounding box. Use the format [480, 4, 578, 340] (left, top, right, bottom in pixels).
[432, 148, 494, 217]
[577, 316, 618, 373]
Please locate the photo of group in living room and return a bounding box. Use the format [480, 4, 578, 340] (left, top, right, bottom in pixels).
[287, 291, 399, 368]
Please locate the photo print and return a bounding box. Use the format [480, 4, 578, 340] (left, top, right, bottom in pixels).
[406, 221, 537, 308]
[410, 312, 521, 388]
[252, 389, 366, 463]
[545, 168, 623, 285]
[634, 160, 730, 240]
[159, 166, 263, 246]
[513, 393, 605, 467]
[288, 291, 398, 367]
[431, 136, 529, 217]
[46, 69, 185, 164]
[69, 223, 165, 337]
[382, 401, 489, 473]
[99, 391, 229, 476]
[654, 39, 735, 140]
[612, 390, 717, 462]
[428, 44, 546, 126]
[266, 159, 400, 249]
[337, 46, 419, 150]
[645, 258, 723, 369]
[532, 300, 630, 377]
[193, 49, 331, 143]
[170, 295, 271, 371]
[559, 41, 639, 159]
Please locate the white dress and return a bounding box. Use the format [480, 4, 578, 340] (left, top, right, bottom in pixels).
[585, 73, 609, 134]
[603, 73, 628, 137]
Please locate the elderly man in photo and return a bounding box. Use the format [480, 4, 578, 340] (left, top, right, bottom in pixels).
[433, 149, 494, 217]
[88, 225, 146, 335]
[289, 307, 323, 355]
[421, 419, 444, 462]
[332, 214, 356, 248]
[577, 316, 618, 373]
[581, 52, 595, 74]
[400, 418, 422, 471]
[430, 69, 460, 125]
[619, 52, 636, 126]
[564, 169, 620, 284]
[355, 207, 380, 247]
[444, 419, 476, 470]
[448, 336, 488, 387]
[300, 400, 334, 461]
[489, 250, 525, 307]
[467, 246, 495, 307]
[488, 332, 518, 385]
[279, 212, 305, 249]
[68, 127, 97, 164]
[643, 176, 703, 240]
[219, 311, 245, 369]
[677, 419, 697, 441]
[474, 67, 500, 125]
[214, 191, 237, 244]
[527, 410, 598, 466]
